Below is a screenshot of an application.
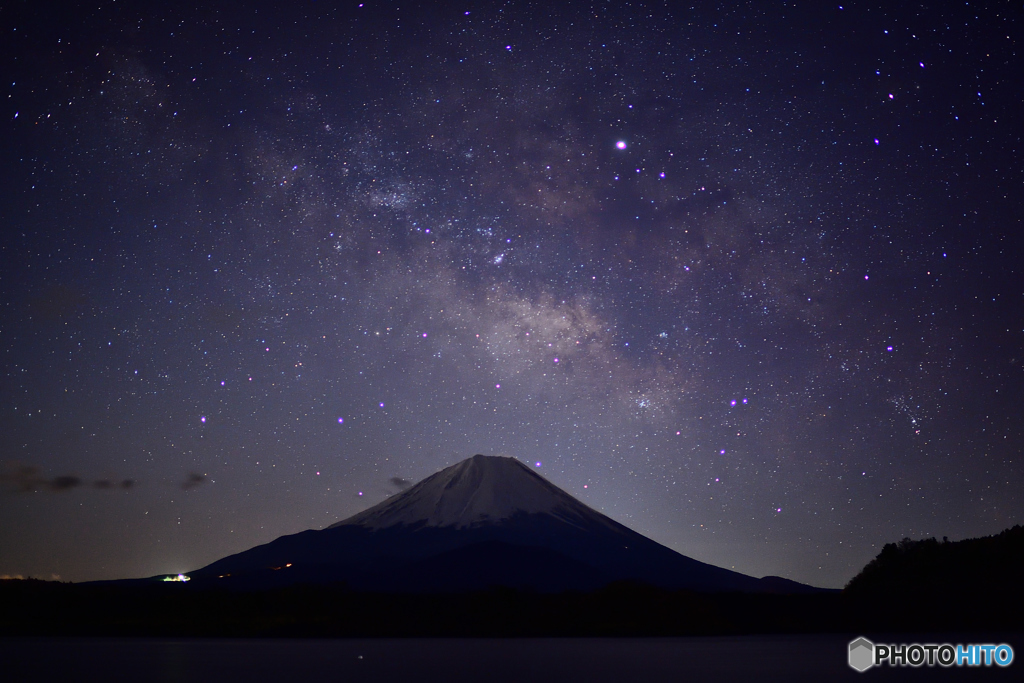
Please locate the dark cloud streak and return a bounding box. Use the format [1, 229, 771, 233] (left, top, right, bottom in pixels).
[181, 473, 206, 490]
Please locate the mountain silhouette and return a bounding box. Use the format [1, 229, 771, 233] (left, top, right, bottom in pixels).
[842, 525, 1024, 630]
[845, 524, 1024, 597]
[187, 454, 819, 593]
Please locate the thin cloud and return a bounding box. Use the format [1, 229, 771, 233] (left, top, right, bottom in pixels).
[94, 479, 135, 490]
[0, 465, 80, 493]
[182, 472, 206, 490]
[49, 475, 82, 492]
[1, 464, 135, 493]
[389, 477, 412, 491]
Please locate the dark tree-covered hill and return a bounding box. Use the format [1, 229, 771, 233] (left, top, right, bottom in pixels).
[846, 525, 1024, 596]
[843, 525, 1024, 630]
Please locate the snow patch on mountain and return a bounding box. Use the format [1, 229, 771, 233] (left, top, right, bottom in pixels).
[330, 454, 606, 530]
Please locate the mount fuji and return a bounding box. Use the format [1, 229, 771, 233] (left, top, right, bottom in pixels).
[186, 455, 817, 593]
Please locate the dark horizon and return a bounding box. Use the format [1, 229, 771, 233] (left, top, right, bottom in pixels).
[2, 0, 1022, 589]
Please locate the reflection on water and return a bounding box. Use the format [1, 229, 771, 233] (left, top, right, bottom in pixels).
[2, 635, 1017, 682]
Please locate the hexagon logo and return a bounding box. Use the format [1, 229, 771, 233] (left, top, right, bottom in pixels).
[849, 637, 875, 672]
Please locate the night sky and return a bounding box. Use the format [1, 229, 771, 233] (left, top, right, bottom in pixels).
[2, 1, 1022, 589]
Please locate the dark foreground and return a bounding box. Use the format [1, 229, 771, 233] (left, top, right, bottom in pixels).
[3, 580, 1020, 681]
[3, 634, 1021, 683]
[1, 578, 1021, 638]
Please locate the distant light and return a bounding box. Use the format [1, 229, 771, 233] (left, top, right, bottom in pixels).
[887, 346, 894, 352]
[220, 381, 225, 386]
[379, 402, 385, 408]
[742, 398, 748, 404]
[553, 358, 559, 363]
[616, 140, 627, 149]
[584, 485, 588, 488]
[200, 416, 206, 423]
[864, 275, 869, 280]
[162, 574, 190, 582]
[730, 400, 737, 406]
[422, 333, 428, 337]
[495, 384, 501, 388]
[535, 462, 542, 467]
[720, 449, 726, 455]
[358, 491, 363, 496]
[873, 138, 880, 145]
[338, 417, 344, 423]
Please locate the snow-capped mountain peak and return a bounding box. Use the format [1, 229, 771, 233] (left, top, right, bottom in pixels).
[330, 454, 599, 530]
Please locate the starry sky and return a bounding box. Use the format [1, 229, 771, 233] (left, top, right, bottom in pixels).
[2, 1, 1022, 589]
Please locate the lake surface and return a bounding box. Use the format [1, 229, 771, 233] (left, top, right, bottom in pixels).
[3, 634, 1019, 682]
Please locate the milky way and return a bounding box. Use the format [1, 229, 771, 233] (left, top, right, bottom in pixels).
[1, 2, 1022, 587]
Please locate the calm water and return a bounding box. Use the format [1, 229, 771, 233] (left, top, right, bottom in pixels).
[2, 634, 1019, 682]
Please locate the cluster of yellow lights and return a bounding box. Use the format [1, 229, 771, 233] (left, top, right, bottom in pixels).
[162, 574, 190, 582]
